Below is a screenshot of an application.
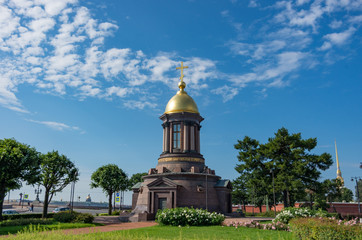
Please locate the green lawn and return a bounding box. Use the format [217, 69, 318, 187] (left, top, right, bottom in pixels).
[0, 222, 101, 235]
[7, 225, 294, 240]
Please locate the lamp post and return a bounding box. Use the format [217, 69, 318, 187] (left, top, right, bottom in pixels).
[270, 169, 277, 217]
[351, 177, 361, 215]
[34, 185, 42, 202]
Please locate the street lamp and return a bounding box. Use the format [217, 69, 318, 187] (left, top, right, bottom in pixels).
[270, 169, 277, 217]
[34, 185, 42, 202]
[351, 177, 361, 215]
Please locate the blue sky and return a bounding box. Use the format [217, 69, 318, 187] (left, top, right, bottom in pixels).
[0, 0, 361, 204]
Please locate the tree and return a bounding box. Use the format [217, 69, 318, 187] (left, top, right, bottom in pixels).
[91, 164, 128, 215]
[356, 179, 362, 202]
[235, 127, 333, 208]
[40, 151, 78, 218]
[127, 172, 147, 191]
[0, 138, 41, 220]
[231, 176, 249, 209]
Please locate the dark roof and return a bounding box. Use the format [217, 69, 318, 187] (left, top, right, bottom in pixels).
[131, 182, 142, 189]
[215, 179, 231, 188]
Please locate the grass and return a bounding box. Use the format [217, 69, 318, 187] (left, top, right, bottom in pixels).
[6, 225, 294, 240]
[0, 222, 102, 235]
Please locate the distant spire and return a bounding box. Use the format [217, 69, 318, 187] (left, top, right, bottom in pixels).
[335, 140, 344, 185]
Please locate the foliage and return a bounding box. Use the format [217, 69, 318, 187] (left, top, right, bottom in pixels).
[156, 207, 225, 226]
[128, 172, 147, 191]
[290, 217, 362, 240]
[74, 213, 94, 223]
[0, 218, 54, 227]
[355, 179, 362, 202]
[0, 138, 41, 220]
[1, 213, 55, 220]
[273, 207, 330, 224]
[53, 211, 93, 223]
[231, 176, 249, 206]
[225, 219, 289, 231]
[234, 128, 333, 208]
[90, 164, 128, 215]
[0, 222, 99, 236]
[53, 211, 78, 223]
[244, 210, 280, 217]
[39, 151, 78, 218]
[5, 225, 294, 240]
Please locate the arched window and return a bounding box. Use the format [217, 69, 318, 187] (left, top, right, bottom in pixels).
[173, 123, 181, 149]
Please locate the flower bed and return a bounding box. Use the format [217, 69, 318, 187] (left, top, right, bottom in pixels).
[224, 220, 290, 231]
[155, 207, 225, 226]
[273, 207, 329, 224]
[290, 217, 362, 240]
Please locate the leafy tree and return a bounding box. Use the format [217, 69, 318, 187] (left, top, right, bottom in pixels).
[40, 151, 78, 218]
[128, 172, 147, 191]
[340, 187, 353, 202]
[91, 164, 128, 215]
[0, 138, 41, 220]
[231, 176, 249, 208]
[235, 127, 333, 208]
[356, 179, 362, 202]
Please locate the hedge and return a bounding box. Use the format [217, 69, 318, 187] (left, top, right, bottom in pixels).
[156, 207, 225, 226]
[0, 218, 54, 227]
[2, 213, 55, 220]
[290, 217, 362, 240]
[53, 211, 94, 223]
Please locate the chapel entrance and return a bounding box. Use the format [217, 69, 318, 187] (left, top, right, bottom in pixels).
[158, 198, 167, 210]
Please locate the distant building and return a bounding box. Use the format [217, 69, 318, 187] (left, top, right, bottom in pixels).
[131, 62, 232, 221]
[85, 194, 92, 202]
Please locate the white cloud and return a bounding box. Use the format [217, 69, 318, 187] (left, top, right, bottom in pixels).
[329, 20, 343, 29]
[212, 85, 238, 102]
[26, 119, 81, 131]
[123, 100, 157, 110]
[0, 0, 361, 110]
[248, 0, 258, 8]
[106, 86, 130, 98]
[349, 15, 362, 23]
[320, 27, 356, 50]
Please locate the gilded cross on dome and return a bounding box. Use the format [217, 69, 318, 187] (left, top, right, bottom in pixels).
[176, 61, 188, 83]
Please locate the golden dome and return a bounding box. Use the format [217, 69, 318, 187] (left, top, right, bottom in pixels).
[165, 89, 199, 114]
[165, 61, 199, 114]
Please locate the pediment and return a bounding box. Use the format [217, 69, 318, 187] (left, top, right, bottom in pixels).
[147, 177, 178, 188]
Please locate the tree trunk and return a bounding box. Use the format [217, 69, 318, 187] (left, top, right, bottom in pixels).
[42, 189, 50, 218]
[0, 187, 6, 221]
[283, 190, 289, 208]
[108, 192, 112, 215]
[259, 205, 262, 213]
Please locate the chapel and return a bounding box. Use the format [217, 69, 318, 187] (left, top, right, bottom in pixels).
[130, 62, 232, 221]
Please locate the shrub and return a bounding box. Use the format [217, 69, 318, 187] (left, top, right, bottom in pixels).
[75, 213, 94, 223]
[225, 220, 289, 231]
[111, 210, 120, 216]
[53, 211, 78, 223]
[273, 207, 329, 224]
[156, 207, 225, 226]
[290, 217, 362, 240]
[244, 210, 280, 217]
[53, 211, 94, 223]
[98, 213, 109, 216]
[2, 213, 54, 220]
[0, 218, 54, 227]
